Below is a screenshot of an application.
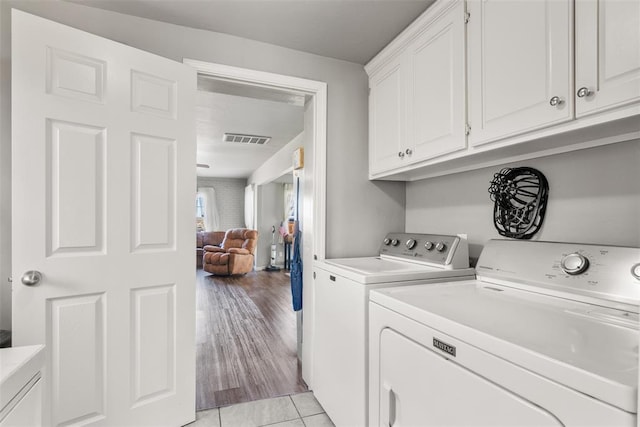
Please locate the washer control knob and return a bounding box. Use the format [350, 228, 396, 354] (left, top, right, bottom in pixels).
[383, 238, 391, 246]
[631, 263, 640, 281]
[435, 242, 447, 252]
[406, 239, 417, 250]
[561, 253, 590, 275]
[424, 241, 434, 251]
[391, 239, 400, 246]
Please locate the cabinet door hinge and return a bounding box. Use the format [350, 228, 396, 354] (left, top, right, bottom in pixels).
[464, 12, 470, 24]
[465, 123, 471, 135]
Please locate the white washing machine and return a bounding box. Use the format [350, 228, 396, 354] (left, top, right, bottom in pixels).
[369, 239, 640, 426]
[313, 233, 475, 427]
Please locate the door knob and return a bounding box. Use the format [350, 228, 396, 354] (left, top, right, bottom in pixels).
[21, 270, 42, 286]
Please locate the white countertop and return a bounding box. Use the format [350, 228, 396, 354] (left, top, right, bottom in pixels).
[0, 345, 45, 412]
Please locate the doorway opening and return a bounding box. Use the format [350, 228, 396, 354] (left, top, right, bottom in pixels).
[186, 60, 327, 410]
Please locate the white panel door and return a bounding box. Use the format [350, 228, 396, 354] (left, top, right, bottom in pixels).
[369, 55, 407, 175]
[12, 10, 196, 426]
[467, 0, 573, 146]
[407, 1, 466, 162]
[377, 328, 562, 426]
[576, 0, 640, 117]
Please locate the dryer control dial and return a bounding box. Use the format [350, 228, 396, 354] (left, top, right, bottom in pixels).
[561, 253, 590, 275]
[391, 239, 400, 246]
[406, 239, 417, 250]
[424, 241, 434, 251]
[435, 242, 447, 252]
[383, 238, 391, 246]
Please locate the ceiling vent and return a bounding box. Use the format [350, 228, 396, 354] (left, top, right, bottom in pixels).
[223, 133, 271, 145]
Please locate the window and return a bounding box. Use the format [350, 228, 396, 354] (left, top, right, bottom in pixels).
[196, 195, 205, 218]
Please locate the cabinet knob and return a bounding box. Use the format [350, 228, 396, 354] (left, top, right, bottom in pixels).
[577, 87, 592, 98]
[549, 96, 563, 107]
[398, 151, 405, 158]
[405, 148, 413, 156]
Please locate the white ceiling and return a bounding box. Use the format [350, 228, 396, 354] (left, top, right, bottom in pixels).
[66, 0, 435, 64]
[196, 88, 304, 178]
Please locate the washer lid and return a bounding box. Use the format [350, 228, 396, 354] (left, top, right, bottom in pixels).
[320, 257, 474, 284]
[371, 281, 639, 413]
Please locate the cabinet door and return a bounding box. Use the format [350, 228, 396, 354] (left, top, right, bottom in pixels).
[408, 1, 466, 162]
[0, 379, 42, 427]
[468, 0, 573, 146]
[576, 0, 640, 117]
[369, 55, 407, 175]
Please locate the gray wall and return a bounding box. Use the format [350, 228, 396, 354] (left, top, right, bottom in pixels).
[406, 140, 640, 263]
[0, 1, 406, 329]
[256, 183, 286, 269]
[197, 177, 247, 231]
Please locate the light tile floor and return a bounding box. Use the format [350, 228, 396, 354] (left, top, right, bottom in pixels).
[187, 392, 335, 427]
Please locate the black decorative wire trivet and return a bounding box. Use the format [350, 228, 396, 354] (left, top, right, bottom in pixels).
[488, 167, 549, 239]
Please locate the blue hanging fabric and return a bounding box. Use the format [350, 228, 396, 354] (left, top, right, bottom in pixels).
[290, 177, 303, 311]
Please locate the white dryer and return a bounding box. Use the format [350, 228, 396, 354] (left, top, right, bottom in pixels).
[313, 233, 475, 427]
[369, 239, 640, 426]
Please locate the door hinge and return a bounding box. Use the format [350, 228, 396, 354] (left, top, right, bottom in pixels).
[464, 12, 470, 24]
[465, 123, 471, 135]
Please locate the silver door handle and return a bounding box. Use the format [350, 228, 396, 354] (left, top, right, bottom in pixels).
[21, 270, 42, 286]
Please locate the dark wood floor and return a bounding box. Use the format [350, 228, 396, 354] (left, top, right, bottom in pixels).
[196, 268, 307, 410]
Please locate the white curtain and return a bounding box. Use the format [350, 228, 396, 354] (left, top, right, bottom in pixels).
[244, 184, 254, 229]
[197, 187, 220, 231]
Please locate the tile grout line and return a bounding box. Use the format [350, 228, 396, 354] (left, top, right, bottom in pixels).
[239, 395, 304, 427]
[212, 392, 325, 427]
[289, 394, 303, 420]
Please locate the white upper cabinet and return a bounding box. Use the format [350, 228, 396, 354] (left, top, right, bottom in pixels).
[467, 0, 573, 147]
[408, 1, 466, 161]
[575, 0, 640, 117]
[366, 0, 640, 181]
[369, 54, 407, 175]
[368, 1, 465, 176]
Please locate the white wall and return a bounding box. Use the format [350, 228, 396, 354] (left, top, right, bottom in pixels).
[0, 3, 9, 331]
[249, 132, 302, 186]
[196, 177, 247, 231]
[0, 1, 407, 329]
[255, 183, 285, 269]
[406, 140, 640, 263]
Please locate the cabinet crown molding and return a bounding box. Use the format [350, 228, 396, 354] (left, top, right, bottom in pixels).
[365, 0, 461, 77]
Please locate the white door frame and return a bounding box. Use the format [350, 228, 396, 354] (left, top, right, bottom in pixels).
[183, 58, 327, 386]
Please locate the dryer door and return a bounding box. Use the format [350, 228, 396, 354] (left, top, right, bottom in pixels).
[377, 329, 562, 426]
